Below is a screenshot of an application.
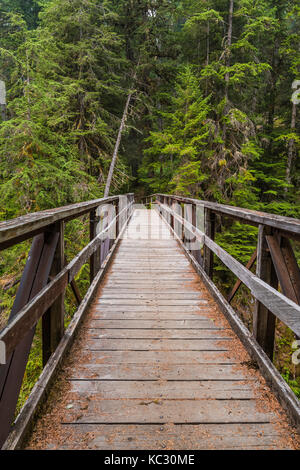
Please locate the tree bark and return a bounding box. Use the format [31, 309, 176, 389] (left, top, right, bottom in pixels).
[224, 0, 234, 106]
[286, 100, 297, 189]
[222, 0, 234, 144]
[104, 90, 133, 197]
[205, 21, 210, 96]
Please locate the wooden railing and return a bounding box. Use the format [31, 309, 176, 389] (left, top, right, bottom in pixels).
[0, 193, 134, 447]
[146, 194, 300, 363]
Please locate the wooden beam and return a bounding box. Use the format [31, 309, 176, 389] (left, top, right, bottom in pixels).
[0, 230, 60, 448]
[1, 206, 133, 450]
[0, 270, 68, 359]
[0, 201, 134, 359]
[156, 204, 300, 432]
[0, 194, 134, 251]
[156, 201, 300, 337]
[42, 222, 65, 367]
[228, 249, 257, 303]
[280, 237, 300, 304]
[89, 209, 100, 283]
[203, 208, 215, 278]
[266, 235, 298, 304]
[253, 226, 277, 359]
[153, 193, 300, 238]
[68, 202, 132, 282]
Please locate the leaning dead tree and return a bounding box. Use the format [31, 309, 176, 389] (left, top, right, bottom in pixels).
[104, 77, 137, 198]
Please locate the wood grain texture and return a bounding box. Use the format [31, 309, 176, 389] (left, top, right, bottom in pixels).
[157, 200, 300, 337]
[0, 194, 133, 250]
[24, 209, 298, 450]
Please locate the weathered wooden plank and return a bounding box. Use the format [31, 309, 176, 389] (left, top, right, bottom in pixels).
[87, 338, 232, 351]
[0, 231, 59, 448]
[19, 208, 300, 450]
[2, 206, 134, 451]
[70, 379, 255, 399]
[266, 235, 299, 304]
[68, 202, 132, 282]
[170, 215, 300, 433]
[48, 423, 289, 450]
[109, 269, 194, 274]
[104, 277, 197, 282]
[93, 314, 213, 326]
[280, 237, 300, 304]
[0, 201, 136, 359]
[0, 195, 131, 250]
[68, 363, 248, 381]
[92, 310, 211, 318]
[0, 270, 68, 359]
[158, 201, 300, 337]
[253, 226, 277, 359]
[83, 350, 237, 364]
[203, 208, 215, 278]
[102, 283, 203, 297]
[96, 299, 207, 306]
[93, 304, 207, 311]
[155, 193, 300, 236]
[85, 328, 227, 339]
[88, 320, 219, 329]
[42, 221, 65, 366]
[62, 398, 275, 424]
[99, 293, 204, 300]
[228, 249, 257, 303]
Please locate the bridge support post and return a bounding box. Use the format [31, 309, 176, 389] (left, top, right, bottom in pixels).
[115, 199, 119, 239]
[204, 208, 215, 278]
[42, 221, 65, 367]
[0, 229, 59, 448]
[168, 197, 174, 230]
[192, 204, 202, 265]
[253, 225, 278, 360]
[90, 209, 101, 282]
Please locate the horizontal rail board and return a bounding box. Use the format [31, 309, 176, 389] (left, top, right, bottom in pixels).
[0, 194, 133, 249]
[157, 201, 300, 337]
[153, 194, 300, 236]
[0, 203, 133, 359]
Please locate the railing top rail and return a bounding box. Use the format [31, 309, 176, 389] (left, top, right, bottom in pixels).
[0, 193, 134, 250]
[149, 193, 300, 237]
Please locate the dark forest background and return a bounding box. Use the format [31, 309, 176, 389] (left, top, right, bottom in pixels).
[0, 0, 299, 410]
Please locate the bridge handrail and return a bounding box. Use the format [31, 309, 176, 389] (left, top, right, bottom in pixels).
[0, 194, 134, 250]
[0, 192, 134, 448]
[144, 193, 300, 239]
[150, 194, 300, 365]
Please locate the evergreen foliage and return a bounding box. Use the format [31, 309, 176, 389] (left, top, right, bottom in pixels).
[0, 0, 299, 408]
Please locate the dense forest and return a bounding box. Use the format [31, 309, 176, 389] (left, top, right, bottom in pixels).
[0, 0, 299, 408]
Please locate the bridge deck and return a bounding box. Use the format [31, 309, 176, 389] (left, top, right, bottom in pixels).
[26, 209, 298, 449]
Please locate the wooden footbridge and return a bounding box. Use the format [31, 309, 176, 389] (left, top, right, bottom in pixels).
[1, 193, 300, 449]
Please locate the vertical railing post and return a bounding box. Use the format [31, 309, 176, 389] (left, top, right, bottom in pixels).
[172, 200, 181, 240]
[192, 203, 202, 265]
[115, 198, 119, 239]
[42, 221, 65, 367]
[170, 197, 174, 230]
[90, 208, 100, 283]
[253, 225, 278, 360]
[163, 195, 170, 227]
[0, 230, 60, 448]
[203, 208, 215, 278]
[118, 195, 128, 240]
[102, 206, 110, 262]
[183, 203, 193, 249]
